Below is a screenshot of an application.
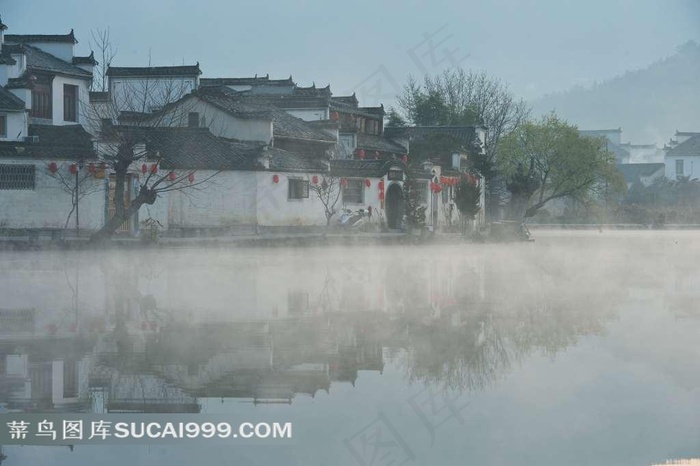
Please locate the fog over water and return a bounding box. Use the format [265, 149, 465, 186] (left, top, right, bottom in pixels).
[1, 231, 699, 465]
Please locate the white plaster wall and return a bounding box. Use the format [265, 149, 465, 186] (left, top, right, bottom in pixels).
[8, 88, 31, 110]
[158, 96, 272, 142]
[166, 170, 257, 228]
[0, 54, 26, 85]
[256, 172, 327, 227]
[110, 76, 196, 113]
[665, 155, 700, 180]
[0, 159, 106, 230]
[29, 42, 75, 62]
[286, 108, 328, 121]
[51, 75, 91, 126]
[0, 111, 27, 141]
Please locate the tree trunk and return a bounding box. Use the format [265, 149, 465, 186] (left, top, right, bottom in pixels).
[91, 185, 156, 242]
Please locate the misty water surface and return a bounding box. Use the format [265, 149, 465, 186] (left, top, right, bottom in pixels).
[0, 230, 698, 465]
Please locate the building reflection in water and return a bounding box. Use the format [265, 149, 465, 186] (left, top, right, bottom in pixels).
[0, 247, 623, 415]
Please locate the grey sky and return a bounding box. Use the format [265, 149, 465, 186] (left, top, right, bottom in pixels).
[4, 0, 700, 106]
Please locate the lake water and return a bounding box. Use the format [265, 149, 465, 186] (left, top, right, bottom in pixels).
[0, 230, 698, 465]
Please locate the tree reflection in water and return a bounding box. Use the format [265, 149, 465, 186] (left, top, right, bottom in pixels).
[0, 245, 625, 413]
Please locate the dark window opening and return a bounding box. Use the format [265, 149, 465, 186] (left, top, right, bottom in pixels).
[31, 83, 52, 119]
[63, 84, 78, 122]
[342, 179, 364, 204]
[0, 164, 35, 190]
[188, 112, 200, 127]
[0, 114, 6, 137]
[288, 178, 309, 200]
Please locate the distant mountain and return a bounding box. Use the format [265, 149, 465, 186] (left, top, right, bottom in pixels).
[531, 41, 700, 146]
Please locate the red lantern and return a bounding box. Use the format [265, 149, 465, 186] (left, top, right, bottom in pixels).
[69, 164, 78, 175]
[100, 162, 107, 170]
[312, 175, 319, 185]
[272, 174, 279, 184]
[330, 111, 339, 121]
[150, 164, 158, 174]
[378, 180, 385, 191]
[341, 177, 348, 188]
[358, 149, 366, 160]
[188, 172, 195, 183]
[365, 178, 371, 188]
[168, 172, 177, 181]
[379, 191, 385, 201]
[141, 164, 148, 174]
[48, 162, 58, 173]
[88, 163, 96, 174]
[401, 155, 408, 164]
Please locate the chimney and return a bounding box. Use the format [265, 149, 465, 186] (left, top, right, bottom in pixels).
[187, 112, 200, 128]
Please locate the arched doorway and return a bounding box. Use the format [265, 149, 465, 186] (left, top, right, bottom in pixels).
[385, 183, 404, 230]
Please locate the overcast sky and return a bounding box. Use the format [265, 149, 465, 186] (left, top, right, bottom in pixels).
[4, 0, 700, 106]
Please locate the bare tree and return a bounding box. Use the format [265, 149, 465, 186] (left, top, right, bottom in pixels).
[89, 28, 118, 92]
[308, 174, 342, 228]
[47, 160, 104, 233]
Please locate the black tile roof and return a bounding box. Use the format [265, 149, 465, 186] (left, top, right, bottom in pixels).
[331, 94, 358, 107]
[616, 163, 665, 183]
[330, 159, 407, 178]
[4, 43, 92, 79]
[0, 87, 26, 111]
[106, 64, 201, 78]
[269, 147, 328, 172]
[5, 29, 77, 44]
[356, 132, 407, 154]
[0, 124, 95, 160]
[5, 74, 33, 89]
[384, 126, 481, 145]
[28, 124, 94, 148]
[193, 87, 336, 143]
[72, 52, 97, 66]
[118, 126, 325, 172]
[89, 91, 110, 102]
[126, 127, 257, 171]
[665, 135, 700, 158]
[200, 75, 294, 87]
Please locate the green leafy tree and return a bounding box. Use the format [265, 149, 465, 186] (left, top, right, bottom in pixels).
[403, 179, 427, 230]
[498, 113, 625, 219]
[453, 175, 482, 233]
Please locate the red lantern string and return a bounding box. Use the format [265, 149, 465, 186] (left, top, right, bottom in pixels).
[69, 164, 78, 175]
[188, 172, 195, 183]
[312, 175, 319, 185]
[378, 180, 385, 191]
[48, 162, 58, 173]
[365, 178, 371, 188]
[341, 177, 348, 188]
[150, 164, 158, 174]
[272, 174, 279, 184]
[168, 172, 177, 181]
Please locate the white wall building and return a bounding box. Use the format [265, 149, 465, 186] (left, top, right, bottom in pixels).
[664, 133, 700, 180]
